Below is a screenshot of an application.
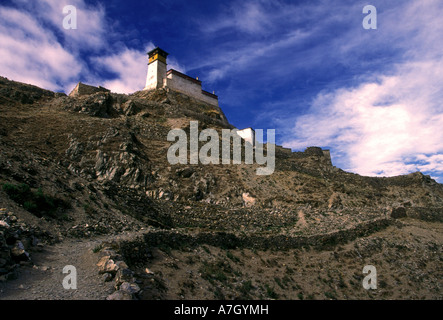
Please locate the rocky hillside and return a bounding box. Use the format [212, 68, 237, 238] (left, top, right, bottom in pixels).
[0, 76, 442, 299]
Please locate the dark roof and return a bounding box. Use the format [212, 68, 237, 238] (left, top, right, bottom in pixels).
[147, 47, 169, 57]
[202, 90, 218, 99]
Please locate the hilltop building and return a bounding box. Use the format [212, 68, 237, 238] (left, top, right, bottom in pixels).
[237, 127, 256, 147]
[66, 48, 332, 166]
[144, 47, 219, 107]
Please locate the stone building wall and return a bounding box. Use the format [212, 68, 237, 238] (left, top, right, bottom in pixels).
[69, 82, 110, 97]
[165, 70, 219, 107]
[145, 60, 168, 91]
[166, 70, 202, 98]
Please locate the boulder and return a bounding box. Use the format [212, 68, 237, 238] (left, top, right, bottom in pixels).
[102, 273, 113, 282]
[242, 193, 256, 207]
[106, 290, 133, 300]
[97, 256, 119, 274]
[10, 241, 30, 262]
[115, 268, 135, 286]
[120, 282, 140, 295]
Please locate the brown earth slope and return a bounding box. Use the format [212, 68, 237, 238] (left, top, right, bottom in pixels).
[0, 76, 442, 299]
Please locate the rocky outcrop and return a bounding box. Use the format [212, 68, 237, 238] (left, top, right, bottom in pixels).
[62, 92, 120, 118]
[0, 208, 47, 281]
[391, 206, 443, 222]
[64, 127, 151, 190]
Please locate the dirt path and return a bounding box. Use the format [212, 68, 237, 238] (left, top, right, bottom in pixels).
[0, 231, 144, 300]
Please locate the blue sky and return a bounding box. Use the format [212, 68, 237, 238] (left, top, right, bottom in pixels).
[1, 0, 443, 182]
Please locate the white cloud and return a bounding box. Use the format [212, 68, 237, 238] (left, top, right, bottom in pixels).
[203, 1, 273, 35]
[282, 0, 443, 181]
[92, 46, 154, 94]
[200, 0, 341, 36]
[0, 6, 82, 91]
[202, 29, 313, 83]
[45, 0, 107, 51]
[12, 0, 107, 51]
[416, 154, 443, 175]
[0, 0, 111, 92]
[0, 1, 157, 94]
[284, 60, 443, 177]
[92, 44, 187, 94]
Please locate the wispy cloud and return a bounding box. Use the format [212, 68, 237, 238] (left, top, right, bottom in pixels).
[92, 46, 155, 94]
[202, 1, 275, 35]
[193, 1, 364, 100]
[194, 0, 443, 181]
[31, 0, 107, 51]
[284, 61, 443, 175]
[0, 5, 82, 91]
[201, 29, 313, 84]
[0, 0, 153, 93]
[281, 1, 443, 180]
[92, 45, 187, 94]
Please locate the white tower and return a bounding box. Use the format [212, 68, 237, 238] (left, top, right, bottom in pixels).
[144, 47, 169, 90]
